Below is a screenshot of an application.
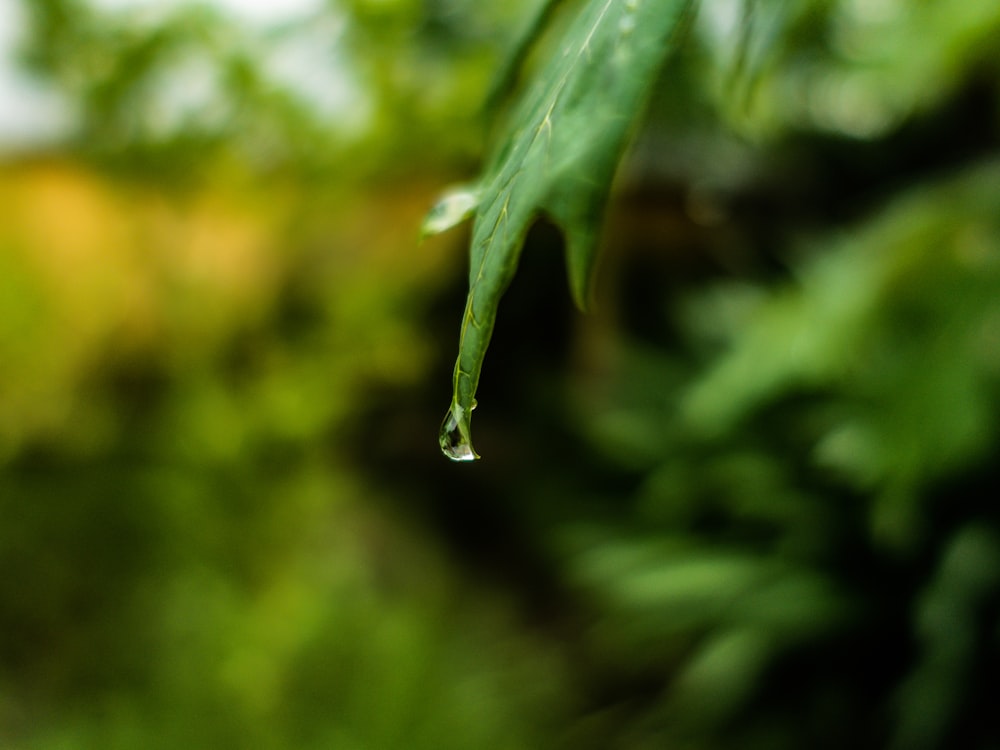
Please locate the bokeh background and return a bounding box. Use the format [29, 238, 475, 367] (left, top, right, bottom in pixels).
[2, 0, 1000, 748]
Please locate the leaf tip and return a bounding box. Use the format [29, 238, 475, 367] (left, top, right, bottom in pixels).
[564, 227, 601, 312]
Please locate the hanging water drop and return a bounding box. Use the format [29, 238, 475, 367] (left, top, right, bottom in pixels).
[439, 404, 479, 462]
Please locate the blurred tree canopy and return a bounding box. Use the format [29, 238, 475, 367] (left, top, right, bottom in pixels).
[1, 1, 999, 749]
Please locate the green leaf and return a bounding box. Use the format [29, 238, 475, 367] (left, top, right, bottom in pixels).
[431, 0, 695, 461]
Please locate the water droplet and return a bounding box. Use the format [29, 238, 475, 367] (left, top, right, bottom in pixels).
[439, 405, 479, 462]
[421, 186, 480, 239]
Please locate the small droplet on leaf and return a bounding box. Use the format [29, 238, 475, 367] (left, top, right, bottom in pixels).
[421, 186, 481, 239]
[439, 405, 480, 462]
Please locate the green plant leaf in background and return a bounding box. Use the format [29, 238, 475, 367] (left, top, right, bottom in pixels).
[425, 0, 695, 461]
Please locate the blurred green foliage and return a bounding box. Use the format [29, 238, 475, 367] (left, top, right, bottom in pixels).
[1, 1, 999, 749]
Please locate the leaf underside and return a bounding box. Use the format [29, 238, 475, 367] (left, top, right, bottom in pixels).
[427, 0, 694, 461]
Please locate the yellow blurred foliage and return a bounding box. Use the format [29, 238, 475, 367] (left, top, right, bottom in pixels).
[0, 157, 457, 460]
